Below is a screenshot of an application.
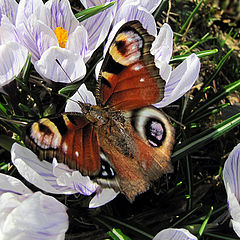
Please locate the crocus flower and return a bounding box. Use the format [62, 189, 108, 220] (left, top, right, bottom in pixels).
[0, 1, 28, 88]
[11, 141, 118, 208]
[81, 0, 159, 37]
[223, 143, 240, 237]
[153, 228, 198, 240]
[14, 0, 90, 83]
[0, 173, 68, 240]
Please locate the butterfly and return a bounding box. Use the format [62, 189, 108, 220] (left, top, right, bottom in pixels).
[24, 20, 175, 202]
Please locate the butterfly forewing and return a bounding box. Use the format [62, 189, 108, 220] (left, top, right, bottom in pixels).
[24, 113, 101, 175]
[96, 21, 165, 110]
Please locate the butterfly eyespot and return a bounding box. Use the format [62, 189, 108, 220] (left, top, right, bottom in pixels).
[145, 119, 165, 147]
[130, 107, 171, 149]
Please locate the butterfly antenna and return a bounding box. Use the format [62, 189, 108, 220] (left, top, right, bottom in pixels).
[55, 59, 86, 105]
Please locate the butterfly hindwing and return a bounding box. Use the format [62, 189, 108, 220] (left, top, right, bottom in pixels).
[96, 20, 165, 110]
[24, 113, 101, 175]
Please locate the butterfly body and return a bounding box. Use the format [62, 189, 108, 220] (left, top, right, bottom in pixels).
[24, 21, 175, 201]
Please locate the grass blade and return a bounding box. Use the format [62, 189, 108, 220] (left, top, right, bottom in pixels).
[172, 113, 240, 162]
[75, 2, 116, 22]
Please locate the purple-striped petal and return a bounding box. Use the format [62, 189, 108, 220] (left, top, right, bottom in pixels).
[82, 2, 117, 60]
[34, 46, 86, 83]
[80, 0, 108, 8]
[89, 188, 119, 208]
[66, 25, 88, 59]
[65, 83, 97, 112]
[223, 144, 240, 201]
[0, 173, 32, 195]
[0, 42, 28, 87]
[114, 1, 157, 36]
[0, 15, 19, 44]
[154, 54, 200, 108]
[139, 0, 162, 13]
[151, 23, 173, 64]
[15, 0, 46, 27]
[17, 15, 58, 63]
[11, 143, 77, 194]
[0, 191, 68, 239]
[0, 0, 18, 24]
[45, 0, 79, 33]
[52, 160, 99, 196]
[11, 143, 102, 198]
[153, 228, 197, 240]
[223, 144, 240, 237]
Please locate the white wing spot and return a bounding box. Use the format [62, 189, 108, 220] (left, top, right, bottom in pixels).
[127, 37, 133, 42]
[134, 64, 143, 71]
[140, 78, 145, 82]
[75, 151, 79, 157]
[62, 142, 68, 153]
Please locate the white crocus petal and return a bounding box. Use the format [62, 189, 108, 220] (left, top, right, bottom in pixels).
[154, 53, 200, 108]
[114, 1, 157, 36]
[151, 23, 173, 64]
[139, 0, 162, 13]
[11, 143, 77, 194]
[0, 0, 18, 24]
[18, 14, 58, 63]
[223, 144, 240, 237]
[34, 47, 86, 83]
[223, 144, 240, 200]
[0, 191, 68, 240]
[83, 2, 117, 61]
[0, 42, 28, 87]
[156, 61, 172, 81]
[65, 83, 97, 113]
[52, 159, 98, 196]
[66, 25, 88, 58]
[0, 15, 20, 44]
[16, 0, 46, 27]
[153, 228, 197, 240]
[89, 188, 119, 208]
[79, 0, 103, 8]
[95, 60, 103, 79]
[0, 173, 32, 195]
[232, 220, 240, 238]
[45, 0, 79, 34]
[225, 184, 240, 237]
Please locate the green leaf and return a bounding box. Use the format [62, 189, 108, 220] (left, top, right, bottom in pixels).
[198, 206, 213, 237]
[107, 228, 132, 240]
[58, 81, 82, 96]
[0, 135, 16, 152]
[172, 112, 240, 162]
[183, 33, 215, 55]
[75, 2, 116, 22]
[185, 79, 240, 121]
[176, 0, 204, 41]
[183, 49, 235, 117]
[170, 49, 218, 63]
[22, 53, 32, 84]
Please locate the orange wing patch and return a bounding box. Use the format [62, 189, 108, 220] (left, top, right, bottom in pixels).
[24, 114, 101, 176]
[96, 20, 165, 110]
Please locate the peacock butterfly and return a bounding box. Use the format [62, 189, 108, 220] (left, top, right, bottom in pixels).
[24, 21, 175, 202]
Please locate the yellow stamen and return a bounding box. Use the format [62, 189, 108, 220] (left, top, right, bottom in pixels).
[53, 27, 68, 48]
